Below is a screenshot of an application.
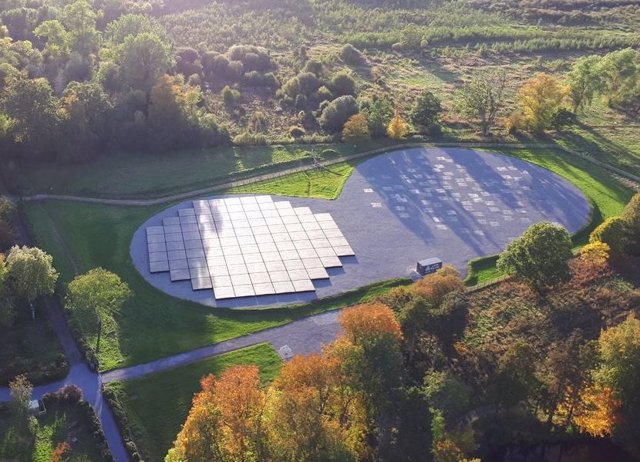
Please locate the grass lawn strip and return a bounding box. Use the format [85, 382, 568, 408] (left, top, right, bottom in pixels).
[104, 343, 282, 462]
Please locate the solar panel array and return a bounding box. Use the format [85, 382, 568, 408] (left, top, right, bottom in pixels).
[145, 196, 354, 299]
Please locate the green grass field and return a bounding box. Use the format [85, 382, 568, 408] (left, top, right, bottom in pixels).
[0, 401, 108, 462]
[14, 142, 387, 199]
[105, 343, 282, 462]
[23, 198, 404, 371]
[228, 161, 357, 199]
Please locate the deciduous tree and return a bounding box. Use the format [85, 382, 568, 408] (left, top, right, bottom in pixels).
[589, 216, 628, 256]
[496, 222, 573, 291]
[167, 365, 268, 462]
[596, 315, 640, 453]
[6, 246, 58, 319]
[386, 109, 409, 139]
[66, 267, 131, 334]
[566, 55, 606, 113]
[456, 70, 507, 136]
[410, 90, 442, 128]
[342, 113, 369, 143]
[515, 73, 569, 134]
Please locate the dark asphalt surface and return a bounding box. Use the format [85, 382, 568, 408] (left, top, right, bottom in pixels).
[131, 147, 591, 308]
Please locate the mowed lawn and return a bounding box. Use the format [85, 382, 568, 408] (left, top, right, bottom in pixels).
[16, 142, 383, 199]
[23, 198, 403, 371]
[228, 161, 357, 199]
[105, 343, 282, 462]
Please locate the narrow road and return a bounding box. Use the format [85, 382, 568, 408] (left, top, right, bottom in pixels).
[102, 310, 341, 383]
[1, 309, 343, 462]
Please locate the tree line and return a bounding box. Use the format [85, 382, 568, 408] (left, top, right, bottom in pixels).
[166, 193, 640, 461]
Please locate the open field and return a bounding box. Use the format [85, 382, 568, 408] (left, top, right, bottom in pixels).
[23, 198, 404, 370]
[104, 343, 282, 462]
[12, 142, 390, 199]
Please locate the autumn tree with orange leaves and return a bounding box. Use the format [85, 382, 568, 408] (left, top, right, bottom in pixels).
[166, 365, 268, 462]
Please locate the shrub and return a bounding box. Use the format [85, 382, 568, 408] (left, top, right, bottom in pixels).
[295, 93, 308, 110]
[226, 60, 244, 79]
[58, 384, 83, 403]
[319, 95, 358, 132]
[233, 131, 267, 146]
[263, 72, 280, 90]
[289, 126, 306, 138]
[340, 43, 364, 65]
[297, 72, 322, 96]
[282, 76, 301, 98]
[589, 216, 628, 255]
[621, 193, 640, 253]
[303, 59, 324, 76]
[411, 90, 443, 128]
[222, 85, 241, 107]
[315, 85, 333, 101]
[244, 70, 264, 86]
[331, 71, 357, 96]
[342, 113, 370, 143]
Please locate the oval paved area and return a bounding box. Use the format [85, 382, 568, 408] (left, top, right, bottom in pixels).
[130, 147, 591, 308]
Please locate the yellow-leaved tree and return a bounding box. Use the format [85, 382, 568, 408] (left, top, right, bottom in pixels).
[515, 73, 569, 134]
[386, 109, 409, 139]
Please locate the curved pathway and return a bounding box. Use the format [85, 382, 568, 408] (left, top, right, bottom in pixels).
[0, 309, 343, 462]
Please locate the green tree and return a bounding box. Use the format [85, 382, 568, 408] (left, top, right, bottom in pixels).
[589, 216, 628, 256]
[0, 254, 16, 328]
[9, 374, 33, 432]
[621, 193, 640, 253]
[596, 315, 640, 454]
[342, 113, 370, 143]
[496, 222, 573, 291]
[114, 32, 172, 92]
[59, 81, 112, 161]
[456, 70, 506, 136]
[410, 90, 442, 128]
[330, 71, 356, 97]
[359, 97, 393, 138]
[319, 95, 358, 132]
[6, 246, 58, 320]
[61, 0, 99, 57]
[66, 267, 131, 335]
[598, 48, 640, 112]
[566, 55, 606, 113]
[1, 77, 61, 159]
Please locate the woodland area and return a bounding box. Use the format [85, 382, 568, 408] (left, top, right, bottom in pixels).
[0, 0, 639, 166]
